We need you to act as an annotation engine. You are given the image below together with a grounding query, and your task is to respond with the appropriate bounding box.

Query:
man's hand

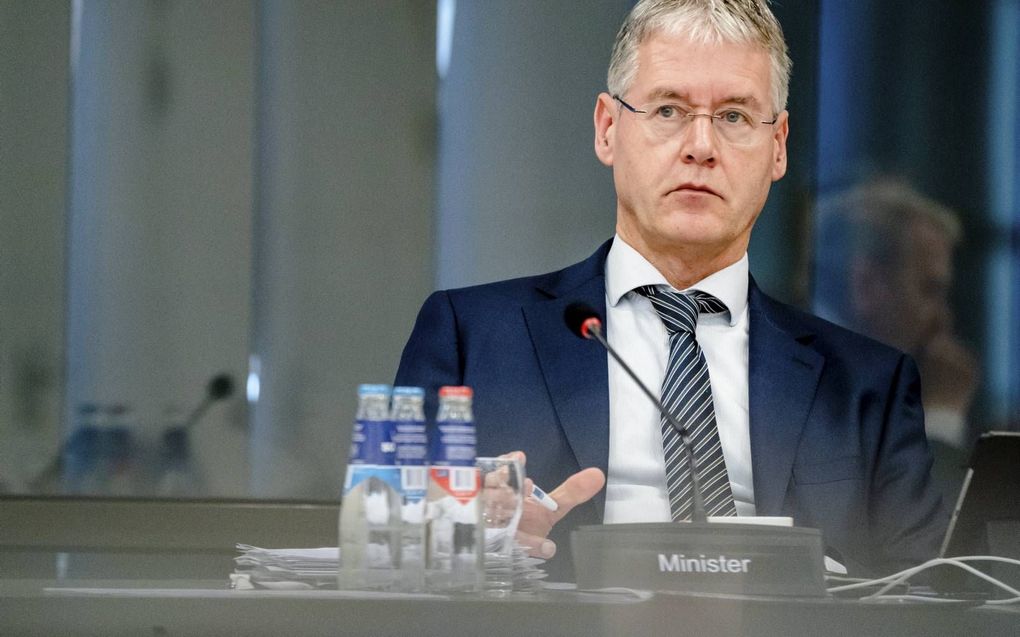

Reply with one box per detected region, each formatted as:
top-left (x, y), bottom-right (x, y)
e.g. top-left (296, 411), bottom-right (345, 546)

top-left (501, 451), bottom-right (605, 559)
top-left (917, 330), bottom-right (979, 412)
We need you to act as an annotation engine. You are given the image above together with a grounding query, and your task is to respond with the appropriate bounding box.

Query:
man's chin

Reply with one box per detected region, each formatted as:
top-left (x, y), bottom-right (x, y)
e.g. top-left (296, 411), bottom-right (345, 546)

top-left (619, 213), bottom-right (741, 255)
top-left (654, 221), bottom-right (731, 248)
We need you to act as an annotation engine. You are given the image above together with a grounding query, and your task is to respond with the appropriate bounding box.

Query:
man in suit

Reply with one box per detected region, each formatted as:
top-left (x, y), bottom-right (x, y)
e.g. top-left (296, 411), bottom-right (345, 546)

top-left (396, 0), bottom-right (945, 579)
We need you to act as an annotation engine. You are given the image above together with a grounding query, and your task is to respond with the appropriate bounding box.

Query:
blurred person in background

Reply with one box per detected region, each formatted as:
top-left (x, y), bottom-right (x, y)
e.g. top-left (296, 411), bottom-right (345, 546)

top-left (813, 179), bottom-right (979, 501)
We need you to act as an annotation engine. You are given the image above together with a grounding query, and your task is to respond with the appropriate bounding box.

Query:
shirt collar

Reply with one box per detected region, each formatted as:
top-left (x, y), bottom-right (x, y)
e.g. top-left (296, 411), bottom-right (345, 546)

top-left (605, 234), bottom-right (748, 327)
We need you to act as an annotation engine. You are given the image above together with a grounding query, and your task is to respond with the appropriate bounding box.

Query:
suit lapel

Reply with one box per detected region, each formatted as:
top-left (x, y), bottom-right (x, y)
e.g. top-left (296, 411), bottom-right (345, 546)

top-left (521, 242), bottom-right (611, 513)
top-left (747, 281), bottom-right (824, 515)
top-left (517, 249), bottom-right (820, 519)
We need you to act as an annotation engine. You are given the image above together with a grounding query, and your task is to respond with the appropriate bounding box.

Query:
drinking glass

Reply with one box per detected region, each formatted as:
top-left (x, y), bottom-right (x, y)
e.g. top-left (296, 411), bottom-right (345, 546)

top-left (477, 456), bottom-right (525, 596)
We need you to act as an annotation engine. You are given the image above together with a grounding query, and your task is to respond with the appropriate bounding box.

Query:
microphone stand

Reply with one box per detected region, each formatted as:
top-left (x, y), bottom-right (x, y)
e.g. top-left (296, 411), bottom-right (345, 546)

top-left (581, 319), bottom-right (708, 523)
top-left (565, 304), bottom-right (827, 596)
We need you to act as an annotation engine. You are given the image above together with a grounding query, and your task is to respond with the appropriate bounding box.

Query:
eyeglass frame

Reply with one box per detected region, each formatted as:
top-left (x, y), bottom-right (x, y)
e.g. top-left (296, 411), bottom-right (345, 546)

top-left (612, 94), bottom-right (778, 144)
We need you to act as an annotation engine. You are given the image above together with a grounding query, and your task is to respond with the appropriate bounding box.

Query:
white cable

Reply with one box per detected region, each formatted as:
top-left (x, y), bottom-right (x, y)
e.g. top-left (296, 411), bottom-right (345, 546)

top-left (895, 556), bottom-right (1020, 604)
top-left (826, 555), bottom-right (1020, 606)
top-left (860, 594), bottom-right (978, 604)
top-left (826, 555), bottom-right (1020, 593)
top-left (869, 558), bottom-right (1012, 601)
top-left (950, 556), bottom-right (1020, 606)
top-left (826, 560), bottom-right (934, 594)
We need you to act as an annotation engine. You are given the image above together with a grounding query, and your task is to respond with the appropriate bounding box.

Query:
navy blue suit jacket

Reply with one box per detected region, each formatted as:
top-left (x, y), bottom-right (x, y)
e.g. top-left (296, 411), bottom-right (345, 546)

top-left (395, 239), bottom-right (946, 578)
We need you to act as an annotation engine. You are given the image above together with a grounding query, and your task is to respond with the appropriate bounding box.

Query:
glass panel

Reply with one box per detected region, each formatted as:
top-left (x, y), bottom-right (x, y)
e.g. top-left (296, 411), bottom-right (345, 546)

top-left (66, 0), bottom-right (255, 498)
top-left (0, 0), bottom-right (436, 499)
top-left (0, 1), bottom-right (70, 495)
top-left (812, 0), bottom-right (1020, 503)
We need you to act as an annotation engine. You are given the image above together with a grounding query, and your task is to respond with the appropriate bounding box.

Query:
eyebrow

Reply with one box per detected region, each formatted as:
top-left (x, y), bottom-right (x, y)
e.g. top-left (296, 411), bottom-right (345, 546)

top-left (645, 88), bottom-right (764, 110)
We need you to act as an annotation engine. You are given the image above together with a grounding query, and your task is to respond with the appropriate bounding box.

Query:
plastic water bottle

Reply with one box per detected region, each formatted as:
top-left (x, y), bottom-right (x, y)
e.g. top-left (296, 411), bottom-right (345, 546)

top-left (104, 404), bottom-right (136, 496)
top-left (63, 403), bottom-right (102, 494)
top-left (157, 426), bottom-right (203, 497)
top-left (391, 386), bottom-right (428, 591)
top-left (338, 384), bottom-right (402, 590)
top-left (425, 386), bottom-right (482, 593)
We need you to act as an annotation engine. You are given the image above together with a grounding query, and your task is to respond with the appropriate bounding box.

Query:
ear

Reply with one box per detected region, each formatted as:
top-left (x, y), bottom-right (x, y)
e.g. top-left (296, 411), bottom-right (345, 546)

top-left (771, 110), bottom-right (789, 182)
top-left (593, 92), bottom-right (617, 167)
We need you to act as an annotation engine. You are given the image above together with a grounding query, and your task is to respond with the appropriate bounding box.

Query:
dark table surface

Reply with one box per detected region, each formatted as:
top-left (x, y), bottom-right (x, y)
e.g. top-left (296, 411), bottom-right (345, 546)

top-left (2, 578), bottom-right (1018, 637)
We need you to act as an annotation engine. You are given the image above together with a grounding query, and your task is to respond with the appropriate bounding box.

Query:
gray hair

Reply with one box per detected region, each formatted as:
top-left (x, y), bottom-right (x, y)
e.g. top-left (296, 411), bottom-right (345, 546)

top-left (607, 0), bottom-right (792, 115)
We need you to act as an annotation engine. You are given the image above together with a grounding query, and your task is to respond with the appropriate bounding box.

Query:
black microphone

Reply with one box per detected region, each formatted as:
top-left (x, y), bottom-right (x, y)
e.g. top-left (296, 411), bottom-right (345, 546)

top-left (181, 373), bottom-right (235, 430)
top-left (564, 301), bottom-right (708, 523)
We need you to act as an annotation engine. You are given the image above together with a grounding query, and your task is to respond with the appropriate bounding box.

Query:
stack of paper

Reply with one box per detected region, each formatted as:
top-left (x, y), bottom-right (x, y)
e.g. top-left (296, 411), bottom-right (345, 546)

top-left (232, 544), bottom-right (339, 589)
top-left (232, 542), bottom-right (548, 592)
top-left (484, 543), bottom-right (548, 592)
top-left (482, 529), bottom-right (548, 592)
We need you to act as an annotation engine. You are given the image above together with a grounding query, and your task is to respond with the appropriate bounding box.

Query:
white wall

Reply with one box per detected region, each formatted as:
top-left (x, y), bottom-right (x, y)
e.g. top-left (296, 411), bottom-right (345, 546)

top-left (65, 0), bottom-right (255, 495)
top-left (435, 1), bottom-right (629, 288)
top-left (0, 1), bottom-right (70, 491)
top-left (250, 0), bottom-right (436, 497)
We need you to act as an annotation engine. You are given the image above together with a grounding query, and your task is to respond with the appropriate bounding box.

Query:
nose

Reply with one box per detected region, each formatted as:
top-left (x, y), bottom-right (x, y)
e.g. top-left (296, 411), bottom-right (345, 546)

top-left (679, 114), bottom-right (718, 166)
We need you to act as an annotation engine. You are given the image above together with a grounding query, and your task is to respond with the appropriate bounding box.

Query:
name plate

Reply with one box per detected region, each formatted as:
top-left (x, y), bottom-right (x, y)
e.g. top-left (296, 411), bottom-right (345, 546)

top-left (571, 522), bottom-right (826, 597)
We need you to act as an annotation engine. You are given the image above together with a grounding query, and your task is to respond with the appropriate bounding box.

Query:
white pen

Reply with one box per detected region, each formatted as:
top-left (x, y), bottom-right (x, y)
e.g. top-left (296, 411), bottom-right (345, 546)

top-left (529, 484), bottom-right (559, 512)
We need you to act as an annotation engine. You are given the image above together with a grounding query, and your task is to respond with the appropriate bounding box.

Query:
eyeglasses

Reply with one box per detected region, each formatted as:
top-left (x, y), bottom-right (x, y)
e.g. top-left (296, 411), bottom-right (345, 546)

top-left (613, 95), bottom-right (777, 146)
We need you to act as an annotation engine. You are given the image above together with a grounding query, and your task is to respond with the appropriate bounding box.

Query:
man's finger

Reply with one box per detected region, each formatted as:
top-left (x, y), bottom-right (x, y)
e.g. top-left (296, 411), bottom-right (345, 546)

top-left (498, 450), bottom-right (526, 464)
top-left (523, 477), bottom-right (535, 495)
top-left (549, 467), bottom-right (606, 521)
top-left (515, 530), bottom-right (556, 559)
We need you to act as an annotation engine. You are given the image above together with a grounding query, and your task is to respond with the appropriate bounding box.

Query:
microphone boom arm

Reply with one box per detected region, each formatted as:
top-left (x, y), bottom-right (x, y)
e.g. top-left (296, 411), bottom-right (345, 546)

top-left (584, 320), bottom-right (709, 523)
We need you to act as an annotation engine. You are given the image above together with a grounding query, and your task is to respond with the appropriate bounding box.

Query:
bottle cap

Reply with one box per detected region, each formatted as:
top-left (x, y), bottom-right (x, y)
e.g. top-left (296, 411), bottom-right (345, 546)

top-left (357, 383), bottom-right (392, 397)
top-left (438, 385), bottom-right (473, 398)
top-left (392, 386), bottom-right (426, 398)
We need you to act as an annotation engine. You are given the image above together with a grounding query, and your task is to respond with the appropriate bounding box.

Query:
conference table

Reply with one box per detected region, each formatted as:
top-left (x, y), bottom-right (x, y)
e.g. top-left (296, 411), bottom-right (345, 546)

top-left (1, 496), bottom-right (1017, 636)
top-left (3, 576), bottom-right (1018, 636)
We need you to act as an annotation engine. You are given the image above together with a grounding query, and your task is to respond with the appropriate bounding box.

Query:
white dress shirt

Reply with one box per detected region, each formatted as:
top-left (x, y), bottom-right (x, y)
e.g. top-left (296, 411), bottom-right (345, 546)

top-left (603, 235), bottom-right (756, 523)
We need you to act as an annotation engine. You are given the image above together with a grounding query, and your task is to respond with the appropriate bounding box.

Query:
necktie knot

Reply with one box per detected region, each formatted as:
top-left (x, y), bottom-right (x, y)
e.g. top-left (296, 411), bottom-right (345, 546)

top-left (638, 286), bottom-right (726, 335)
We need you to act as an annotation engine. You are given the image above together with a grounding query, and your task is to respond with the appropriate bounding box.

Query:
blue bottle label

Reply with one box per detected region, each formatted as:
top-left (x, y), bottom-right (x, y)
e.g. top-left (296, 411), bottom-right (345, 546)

top-left (343, 464), bottom-right (402, 495)
top-left (392, 417), bottom-right (427, 503)
top-left (429, 422), bottom-right (477, 467)
top-left (349, 418), bottom-right (397, 465)
top-left (393, 420), bottom-right (427, 466)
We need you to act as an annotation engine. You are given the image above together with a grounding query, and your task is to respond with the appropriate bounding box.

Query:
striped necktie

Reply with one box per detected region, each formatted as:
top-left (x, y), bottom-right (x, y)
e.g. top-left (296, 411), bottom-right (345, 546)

top-left (639, 285), bottom-right (737, 521)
